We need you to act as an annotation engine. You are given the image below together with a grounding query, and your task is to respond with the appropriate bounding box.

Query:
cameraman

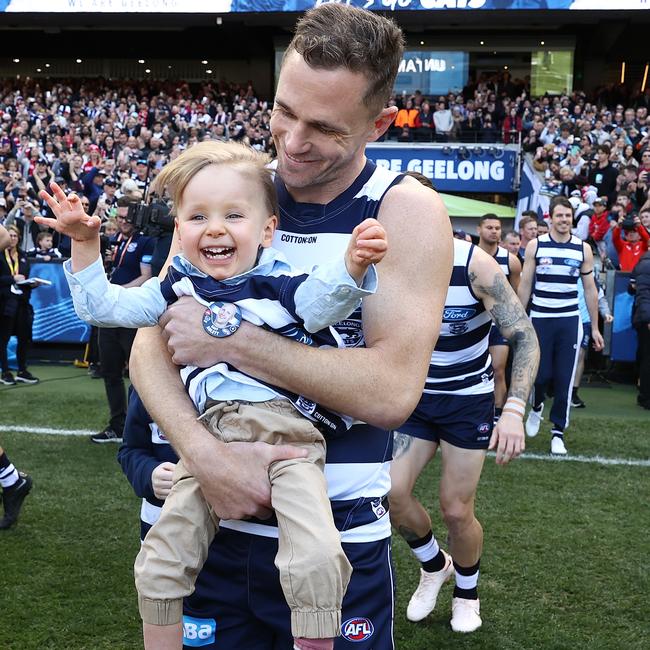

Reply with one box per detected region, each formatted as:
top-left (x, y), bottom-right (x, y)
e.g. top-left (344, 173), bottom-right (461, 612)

top-left (612, 212), bottom-right (650, 272)
top-left (91, 196), bottom-right (154, 444)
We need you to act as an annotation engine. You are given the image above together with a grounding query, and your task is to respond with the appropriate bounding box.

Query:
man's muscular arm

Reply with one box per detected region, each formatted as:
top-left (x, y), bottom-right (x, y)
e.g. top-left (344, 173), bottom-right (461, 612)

top-left (130, 326), bottom-right (308, 520)
top-left (469, 249), bottom-right (540, 464)
top-left (158, 178), bottom-right (452, 429)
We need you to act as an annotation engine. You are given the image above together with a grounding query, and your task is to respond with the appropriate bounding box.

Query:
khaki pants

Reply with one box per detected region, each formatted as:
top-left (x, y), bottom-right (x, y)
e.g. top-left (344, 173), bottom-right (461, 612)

top-left (134, 400), bottom-right (352, 639)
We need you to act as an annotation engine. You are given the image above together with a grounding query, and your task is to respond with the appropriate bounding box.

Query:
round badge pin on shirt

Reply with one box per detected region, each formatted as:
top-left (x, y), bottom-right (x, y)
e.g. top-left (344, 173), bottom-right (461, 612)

top-left (202, 301), bottom-right (242, 338)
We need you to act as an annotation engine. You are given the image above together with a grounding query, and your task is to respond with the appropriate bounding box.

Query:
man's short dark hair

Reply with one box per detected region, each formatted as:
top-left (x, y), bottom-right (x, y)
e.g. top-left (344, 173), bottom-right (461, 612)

top-left (287, 4), bottom-right (405, 115)
top-left (521, 210), bottom-right (538, 219)
top-left (479, 213), bottom-right (500, 226)
top-left (549, 195), bottom-right (574, 216)
top-left (404, 170), bottom-right (436, 191)
top-left (596, 144), bottom-right (611, 155)
top-left (519, 215), bottom-right (538, 230)
top-left (117, 196), bottom-right (132, 208)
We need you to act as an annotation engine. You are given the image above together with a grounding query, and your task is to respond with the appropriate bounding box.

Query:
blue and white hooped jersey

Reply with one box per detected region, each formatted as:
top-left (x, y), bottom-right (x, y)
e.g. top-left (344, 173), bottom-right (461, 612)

top-left (220, 159), bottom-right (404, 545)
top-left (531, 233), bottom-right (584, 319)
top-left (424, 240), bottom-right (494, 396)
top-left (493, 245), bottom-right (511, 278)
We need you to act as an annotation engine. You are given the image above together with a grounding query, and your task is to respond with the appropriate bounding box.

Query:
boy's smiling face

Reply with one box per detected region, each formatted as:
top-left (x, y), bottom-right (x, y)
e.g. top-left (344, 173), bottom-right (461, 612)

top-left (175, 164), bottom-right (277, 281)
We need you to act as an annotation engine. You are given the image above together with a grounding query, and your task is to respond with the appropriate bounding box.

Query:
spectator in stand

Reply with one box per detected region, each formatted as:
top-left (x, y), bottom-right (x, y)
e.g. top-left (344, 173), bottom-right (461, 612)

top-left (26, 231), bottom-right (62, 261)
top-left (612, 212), bottom-right (650, 272)
top-left (518, 213), bottom-right (538, 258)
top-left (416, 100), bottom-right (434, 142)
top-left (4, 200), bottom-right (45, 252)
top-left (589, 145), bottom-right (619, 205)
top-left (588, 197), bottom-right (611, 261)
top-left (433, 99), bottom-right (453, 142)
top-left (632, 249), bottom-right (650, 410)
top-left (502, 107), bottom-right (522, 145)
top-left (536, 220), bottom-right (549, 236)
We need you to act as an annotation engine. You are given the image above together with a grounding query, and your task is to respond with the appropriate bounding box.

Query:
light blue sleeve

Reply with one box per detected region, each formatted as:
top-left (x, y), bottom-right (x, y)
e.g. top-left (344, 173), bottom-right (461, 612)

top-left (63, 257), bottom-right (167, 328)
top-left (294, 256), bottom-right (378, 333)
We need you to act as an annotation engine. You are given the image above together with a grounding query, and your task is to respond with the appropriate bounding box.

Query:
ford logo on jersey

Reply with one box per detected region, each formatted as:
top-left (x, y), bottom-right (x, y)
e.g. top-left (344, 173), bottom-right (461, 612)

top-left (564, 258), bottom-right (581, 268)
top-left (342, 617), bottom-right (374, 642)
top-left (443, 307), bottom-right (476, 321)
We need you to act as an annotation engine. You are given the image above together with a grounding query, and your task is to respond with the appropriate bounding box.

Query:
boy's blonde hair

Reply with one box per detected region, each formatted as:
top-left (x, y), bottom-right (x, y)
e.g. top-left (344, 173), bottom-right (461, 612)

top-left (152, 141), bottom-right (278, 218)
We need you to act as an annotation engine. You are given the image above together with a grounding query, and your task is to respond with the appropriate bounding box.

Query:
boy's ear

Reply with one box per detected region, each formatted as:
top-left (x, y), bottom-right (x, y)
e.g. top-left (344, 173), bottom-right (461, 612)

top-left (261, 214), bottom-right (278, 248)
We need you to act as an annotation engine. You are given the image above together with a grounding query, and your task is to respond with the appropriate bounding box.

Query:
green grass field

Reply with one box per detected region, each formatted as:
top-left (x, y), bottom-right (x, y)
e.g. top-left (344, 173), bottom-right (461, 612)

top-left (1, 365), bottom-right (649, 649)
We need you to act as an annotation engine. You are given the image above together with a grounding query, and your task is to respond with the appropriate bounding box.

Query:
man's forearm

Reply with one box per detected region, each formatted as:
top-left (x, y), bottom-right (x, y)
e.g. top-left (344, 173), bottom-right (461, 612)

top-left (130, 326), bottom-right (213, 460)
top-left (585, 284), bottom-right (600, 332)
top-left (227, 324), bottom-right (426, 430)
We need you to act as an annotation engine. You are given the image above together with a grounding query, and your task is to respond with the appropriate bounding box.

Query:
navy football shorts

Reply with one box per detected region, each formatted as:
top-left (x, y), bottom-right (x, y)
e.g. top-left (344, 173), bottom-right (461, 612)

top-left (181, 528), bottom-right (394, 649)
top-left (398, 392), bottom-right (495, 450)
top-left (580, 322), bottom-right (592, 350)
top-left (488, 323), bottom-right (509, 347)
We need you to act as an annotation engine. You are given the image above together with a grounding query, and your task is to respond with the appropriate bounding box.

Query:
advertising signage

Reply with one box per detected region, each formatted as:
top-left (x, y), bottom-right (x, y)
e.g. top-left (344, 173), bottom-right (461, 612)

top-left (394, 51), bottom-right (469, 97)
top-left (0, 0), bottom-right (646, 12)
top-left (366, 143), bottom-right (518, 193)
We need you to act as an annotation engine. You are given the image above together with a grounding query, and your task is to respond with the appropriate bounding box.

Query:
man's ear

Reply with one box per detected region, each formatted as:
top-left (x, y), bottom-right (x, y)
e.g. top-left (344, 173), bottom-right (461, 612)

top-left (368, 106), bottom-right (398, 143)
top-left (261, 214), bottom-right (278, 248)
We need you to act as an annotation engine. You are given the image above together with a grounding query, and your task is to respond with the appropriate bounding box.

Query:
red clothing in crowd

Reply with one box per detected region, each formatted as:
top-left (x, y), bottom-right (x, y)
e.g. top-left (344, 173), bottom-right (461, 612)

top-left (612, 225), bottom-right (650, 272)
top-left (589, 211), bottom-right (610, 241)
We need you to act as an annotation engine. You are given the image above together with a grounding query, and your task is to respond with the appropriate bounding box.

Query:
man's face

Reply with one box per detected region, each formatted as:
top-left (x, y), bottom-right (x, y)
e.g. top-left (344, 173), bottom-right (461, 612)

top-left (626, 229), bottom-right (640, 243)
top-left (478, 218), bottom-right (501, 245)
top-left (520, 221), bottom-right (538, 241)
top-left (550, 206), bottom-right (573, 235)
top-left (503, 233), bottom-right (520, 254)
top-left (616, 196), bottom-right (630, 209)
top-left (593, 202), bottom-right (606, 214)
top-left (640, 211), bottom-right (650, 230)
top-left (117, 209), bottom-right (134, 236)
top-left (270, 50), bottom-right (389, 202)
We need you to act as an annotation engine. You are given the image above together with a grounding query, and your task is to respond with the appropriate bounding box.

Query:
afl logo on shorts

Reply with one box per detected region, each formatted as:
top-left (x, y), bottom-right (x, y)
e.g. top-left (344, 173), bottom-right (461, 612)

top-left (477, 422), bottom-right (490, 434)
top-left (342, 617), bottom-right (374, 642)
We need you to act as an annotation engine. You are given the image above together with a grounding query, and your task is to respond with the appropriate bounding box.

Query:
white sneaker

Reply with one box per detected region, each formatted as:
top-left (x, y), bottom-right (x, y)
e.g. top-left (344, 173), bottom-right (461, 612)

top-left (550, 436), bottom-right (568, 455)
top-left (525, 405), bottom-right (543, 438)
top-left (406, 550), bottom-right (454, 622)
top-left (450, 597), bottom-right (482, 633)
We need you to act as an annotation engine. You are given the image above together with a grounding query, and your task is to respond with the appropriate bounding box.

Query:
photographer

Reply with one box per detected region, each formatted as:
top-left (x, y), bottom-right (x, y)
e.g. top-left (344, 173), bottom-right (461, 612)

top-left (612, 212), bottom-right (650, 272)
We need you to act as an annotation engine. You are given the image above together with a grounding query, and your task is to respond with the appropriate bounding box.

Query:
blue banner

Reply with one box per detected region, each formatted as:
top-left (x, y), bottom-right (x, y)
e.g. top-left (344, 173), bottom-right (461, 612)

top-left (29, 262), bottom-right (91, 345)
top-left (610, 272), bottom-right (637, 363)
top-left (366, 143), bottom-right (517, 193)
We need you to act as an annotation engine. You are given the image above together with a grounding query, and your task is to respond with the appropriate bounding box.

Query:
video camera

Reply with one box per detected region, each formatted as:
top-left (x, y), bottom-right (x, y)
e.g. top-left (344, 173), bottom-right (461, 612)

top-left (126, 200), bottom-right (174, 237)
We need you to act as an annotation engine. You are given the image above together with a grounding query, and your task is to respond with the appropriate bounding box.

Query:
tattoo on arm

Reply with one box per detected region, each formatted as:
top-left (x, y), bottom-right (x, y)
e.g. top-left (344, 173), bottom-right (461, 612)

top-left (393, 431), bottom-right (414, 460)
top-left (471, 271), bottom-right (540, 403)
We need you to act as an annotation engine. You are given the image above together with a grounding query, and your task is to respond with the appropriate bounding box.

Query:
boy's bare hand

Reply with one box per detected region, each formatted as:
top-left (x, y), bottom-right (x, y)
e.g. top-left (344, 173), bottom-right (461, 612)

top-left (345, 218), bottom-right (388, 284)
top-left (36, 182), bottom-right (101, 242)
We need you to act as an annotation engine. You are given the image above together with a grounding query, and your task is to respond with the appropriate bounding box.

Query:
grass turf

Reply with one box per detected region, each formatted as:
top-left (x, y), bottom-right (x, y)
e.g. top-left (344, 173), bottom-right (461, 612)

top-left (1, 366), bottom-right (648, 649)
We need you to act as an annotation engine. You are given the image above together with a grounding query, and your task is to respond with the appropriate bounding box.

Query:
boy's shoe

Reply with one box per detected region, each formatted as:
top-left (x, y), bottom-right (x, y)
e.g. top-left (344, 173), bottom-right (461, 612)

top-left (450, 597), bottom-right (482, 633)
top-left (550, 436), bottom-right (568, 455)
top-left (90, 427), bottom-right (122, 444)
top-left (0, 372), bottom-right (16, 385)
top-left (0, 473), bottom-right (33, 529)
top-left (15, 370), bottom-right (39, 384)
top-left (525, 405), bottom-right (543, 438)
top-left (571, 393), bottom-right (586, 408)
top-left (406, 550), bottom-right (454, 622)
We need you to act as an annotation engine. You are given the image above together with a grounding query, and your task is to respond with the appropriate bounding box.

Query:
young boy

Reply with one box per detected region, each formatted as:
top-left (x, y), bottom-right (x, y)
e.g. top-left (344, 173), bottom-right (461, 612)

top-left (26, 232), bottom-right (62, 262)
top-left (38, 141), bottom-right (387, 650)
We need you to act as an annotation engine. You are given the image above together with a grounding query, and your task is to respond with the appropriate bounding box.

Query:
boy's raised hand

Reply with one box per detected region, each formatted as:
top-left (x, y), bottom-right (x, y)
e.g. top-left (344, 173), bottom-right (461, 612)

top-left (36, 182), bottom-right (101, 242)
top-left (345, 218), bottom-right (388, 284)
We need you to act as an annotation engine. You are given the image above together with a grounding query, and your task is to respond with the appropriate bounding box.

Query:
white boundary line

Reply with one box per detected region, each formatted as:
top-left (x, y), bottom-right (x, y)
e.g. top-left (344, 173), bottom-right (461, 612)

top-left (2, 424), bottom-right (649, 467)
top-left (486, 451), bottom-right (650, 467)
top-left (2, 424), bottom-right (95, 437)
